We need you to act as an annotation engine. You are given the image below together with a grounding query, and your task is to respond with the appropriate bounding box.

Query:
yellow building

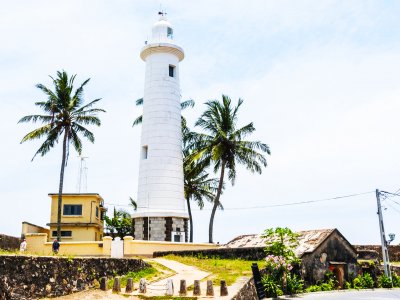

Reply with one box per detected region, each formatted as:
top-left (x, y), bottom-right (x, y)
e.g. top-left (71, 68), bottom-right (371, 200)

top-left (46, 193), bottom-right (107, 242)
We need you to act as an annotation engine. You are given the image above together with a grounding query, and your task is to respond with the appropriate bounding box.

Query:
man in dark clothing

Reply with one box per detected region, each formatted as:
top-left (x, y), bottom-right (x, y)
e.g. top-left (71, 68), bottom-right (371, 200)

top-left (52, 239), bottom-right (60, 254)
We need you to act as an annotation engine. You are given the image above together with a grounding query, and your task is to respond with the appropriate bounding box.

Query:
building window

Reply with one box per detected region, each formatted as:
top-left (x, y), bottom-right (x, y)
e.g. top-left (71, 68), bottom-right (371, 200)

top-left (173, 234), bottom-right (181, 242)
top-left (63, 204), bottom-right (82, 216)
top-left (169, 65), bottom-right (175, 77)
top-left (142, 145), bottom-right (148, 159)
top-left (52, 231), bottom-right (72, 237)
top-left (96, 206), bottom-right (99, 218)
top-left (167, 27), bottom-right (173, 39)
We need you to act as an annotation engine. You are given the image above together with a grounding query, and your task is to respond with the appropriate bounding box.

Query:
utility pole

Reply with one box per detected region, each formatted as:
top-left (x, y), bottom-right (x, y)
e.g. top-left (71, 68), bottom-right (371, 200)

top-left (376, 189), bottom-right (392, 280)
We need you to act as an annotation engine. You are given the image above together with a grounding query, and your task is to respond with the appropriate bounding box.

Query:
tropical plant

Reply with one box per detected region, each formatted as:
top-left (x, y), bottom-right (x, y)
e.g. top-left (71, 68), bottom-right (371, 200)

top-left (18, 70), bottom-right (105, 241)
top-left (132, 97), bottom-right (194, 127)
top-left (129, 197), bottom-right (137, 211)
top-left (189, 94), bottom-right (270, 243)
top-left (262, 227), bottom-right (300, 263)
top-left (183, 148), bottom-right (218, 242)
top-left (377, 274), bottom-right (393, 288)
top-left (104, 208), bottom-right (132, 239)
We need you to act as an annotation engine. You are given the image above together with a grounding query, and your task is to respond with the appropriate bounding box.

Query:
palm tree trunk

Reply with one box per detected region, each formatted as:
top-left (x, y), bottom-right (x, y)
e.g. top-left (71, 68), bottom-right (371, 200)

top-left (56, 130), bottom-right (68, 241)
top-left (209, 160), bottom-right (226, 243)
top-left (186, 197), bottom-right (193, 243)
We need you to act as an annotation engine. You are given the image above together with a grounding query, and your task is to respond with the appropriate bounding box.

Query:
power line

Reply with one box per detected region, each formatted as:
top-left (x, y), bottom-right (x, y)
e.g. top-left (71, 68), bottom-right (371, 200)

top-left (105, 190), bottom-right (374, 211)
top-left (386, 202), bottom-right (400, 215)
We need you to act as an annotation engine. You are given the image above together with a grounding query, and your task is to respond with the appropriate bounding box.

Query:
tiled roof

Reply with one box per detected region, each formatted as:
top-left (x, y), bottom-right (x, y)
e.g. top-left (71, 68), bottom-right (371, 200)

top-left (224, 229), bottom-right (336, 257)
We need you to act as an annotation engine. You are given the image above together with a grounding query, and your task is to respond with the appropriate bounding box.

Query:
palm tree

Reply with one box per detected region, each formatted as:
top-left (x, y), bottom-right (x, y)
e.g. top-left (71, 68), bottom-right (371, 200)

top-left (191, 95), bottom-right (270, 243)
top-left (18, 70), bottom-right (105, 241)
top-left (132, 97), bottom-right (195, 127)
top-left (183, 146), bottom-right (218, 242)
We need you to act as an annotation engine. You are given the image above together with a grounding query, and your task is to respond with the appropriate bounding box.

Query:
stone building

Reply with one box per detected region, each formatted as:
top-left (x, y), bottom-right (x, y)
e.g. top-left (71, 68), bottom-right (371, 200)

top-left (226, 228), bottom-right (358, 287)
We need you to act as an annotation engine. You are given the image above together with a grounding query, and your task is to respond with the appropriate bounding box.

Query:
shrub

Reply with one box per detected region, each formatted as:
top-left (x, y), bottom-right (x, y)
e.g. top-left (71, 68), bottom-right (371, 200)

top-left (343, 280), bottom-right (351, 290)
top-left (305, 285), bottom-right (321, 292)
top-left (352, 277), bottom-right (362, 289)
top-left (378, 275), bottom-right (393, 288)
top-left (262, 274), bottom-right (283, 297)
top-left (392, 273), bottom-right (400, 288)
top-left (359, 273), bottom-right (374, 289)
top-left (286, 274), bottom-right (304, 295)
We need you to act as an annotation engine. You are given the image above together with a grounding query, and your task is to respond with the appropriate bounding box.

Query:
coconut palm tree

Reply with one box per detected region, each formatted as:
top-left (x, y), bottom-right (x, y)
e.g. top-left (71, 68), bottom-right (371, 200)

top-left (191, 95), bottom-right (270, 243)
top-left (183, 146), bottom-right (219, 243)
top-left (18, 70), bottom-right (105, 241)
top-left (132, 97), bottom-right (195, 127)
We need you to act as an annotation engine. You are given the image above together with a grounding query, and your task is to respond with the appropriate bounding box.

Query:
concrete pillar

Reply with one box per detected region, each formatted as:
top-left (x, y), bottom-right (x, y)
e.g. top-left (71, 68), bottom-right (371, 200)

top-left (102, 236), bottom-right (112, 256)
top-left (193, 280), bottom-right (201, 296)
top-left (206, 280), bottom-right (214, 296)
top-left (123, 236), bottom-right (133, 257)
top-left (165, 279), bottom-right (174, 296)
top-left (139, 278), bottom-right (147, 293)
top-left (112, 277), bottom-right (121, 293)
top-left (100, 277), bottom-right (108, 291)
top-left (125, 278), bottom-right (134, 293)
top-left (220, 280), bottom-right (228, 296)
top-left (179, 279), bottom-right (187, 295)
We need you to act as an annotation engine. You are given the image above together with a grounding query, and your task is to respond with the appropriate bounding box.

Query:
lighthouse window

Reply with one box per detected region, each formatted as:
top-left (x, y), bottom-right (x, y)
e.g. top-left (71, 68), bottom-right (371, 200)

top-left (169, 65), bottom-right (175, 77)
top-left (142, 145), bottom-right (148, 159)
top-left (167, 27), bottom-right (173, 39)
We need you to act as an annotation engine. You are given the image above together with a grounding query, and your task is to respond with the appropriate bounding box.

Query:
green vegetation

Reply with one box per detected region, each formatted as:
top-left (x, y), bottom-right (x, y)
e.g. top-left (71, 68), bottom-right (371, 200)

top-left (0, 249), bottom-right (20, 255)
top-left (188, 95), bottom-right (270, 243)
top-left (104, 208), bottom-right (132, 238)
top-left (18, 70), bottom-right (105, 241)
top-left (108, 261), bottom-right (172, 289)
top-left (260, 227), bottom-right (303, 297)
top-left (164, 254), bottom-right (263, 285)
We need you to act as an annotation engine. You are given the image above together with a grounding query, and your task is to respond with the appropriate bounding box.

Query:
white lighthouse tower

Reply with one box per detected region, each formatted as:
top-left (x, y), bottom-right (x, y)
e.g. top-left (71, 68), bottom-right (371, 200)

top-left (132, 13), bottom-right (189, 242)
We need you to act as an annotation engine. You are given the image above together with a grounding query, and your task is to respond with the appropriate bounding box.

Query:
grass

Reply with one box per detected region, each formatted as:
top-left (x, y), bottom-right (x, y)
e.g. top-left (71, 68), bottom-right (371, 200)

top-left (163, 254), bottom-right (264, 286)
top-left (108, 260), bottom-right (176, 289)
top-left (0, 248), bottom-right (20, 255)
top-left (391, 261), bottom-right (400, 266)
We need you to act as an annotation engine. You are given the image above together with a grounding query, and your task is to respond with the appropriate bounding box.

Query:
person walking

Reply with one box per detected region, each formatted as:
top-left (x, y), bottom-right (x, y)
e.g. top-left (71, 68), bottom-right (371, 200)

top-left (52, 239), bottom-right (60, 254)
top-left (20, 239), bottom-right (27, 252)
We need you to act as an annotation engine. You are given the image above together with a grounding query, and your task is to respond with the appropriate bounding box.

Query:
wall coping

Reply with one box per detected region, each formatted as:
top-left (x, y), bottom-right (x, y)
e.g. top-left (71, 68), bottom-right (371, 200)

top-left (129, 239), bottom-right (218, 247)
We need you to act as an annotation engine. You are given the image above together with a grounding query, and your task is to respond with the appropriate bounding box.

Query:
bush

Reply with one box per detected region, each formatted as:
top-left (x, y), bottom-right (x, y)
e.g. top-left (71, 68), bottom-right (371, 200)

top-left (305, 285), bottom-right (321, 292)
top-left (378, 275), bottom-right (393, 288)
top-left (343, 280), bottom-right (351, 290)
top-left (359, 273), bottom-right (374, 289)
top-left (262, 274), bottom-right (283, 297)
top-left (286, 274), bottom-right (304, 295)
top-left (352, 277), bottom-right (362, 289)
top-left (392, 273), bottom-right (400, 288)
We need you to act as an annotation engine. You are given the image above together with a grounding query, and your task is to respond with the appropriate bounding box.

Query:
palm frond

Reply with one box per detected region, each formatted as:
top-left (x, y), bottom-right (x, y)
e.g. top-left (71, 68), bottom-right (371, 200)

top-left (18, 115), bottom-right (53, 124)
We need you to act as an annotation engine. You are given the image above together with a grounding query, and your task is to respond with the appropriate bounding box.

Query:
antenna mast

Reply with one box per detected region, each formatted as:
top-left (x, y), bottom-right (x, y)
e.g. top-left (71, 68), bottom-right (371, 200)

top-left (77, 155), bottom-right (88, 193)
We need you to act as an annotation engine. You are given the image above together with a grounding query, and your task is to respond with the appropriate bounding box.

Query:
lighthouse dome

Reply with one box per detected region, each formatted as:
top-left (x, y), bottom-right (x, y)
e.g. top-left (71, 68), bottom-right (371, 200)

top-left (151, 14), bottom-right (174, 42)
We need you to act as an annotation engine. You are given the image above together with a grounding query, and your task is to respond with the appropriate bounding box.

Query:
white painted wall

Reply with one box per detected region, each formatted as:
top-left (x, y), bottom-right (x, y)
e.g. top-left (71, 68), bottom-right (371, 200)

top-left (135, 16), bottom-right (188, 219)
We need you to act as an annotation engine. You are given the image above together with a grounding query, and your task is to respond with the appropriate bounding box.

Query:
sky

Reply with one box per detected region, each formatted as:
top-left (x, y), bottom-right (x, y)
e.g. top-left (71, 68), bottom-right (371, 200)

top-left (1, 0), bottom-right (399, 245)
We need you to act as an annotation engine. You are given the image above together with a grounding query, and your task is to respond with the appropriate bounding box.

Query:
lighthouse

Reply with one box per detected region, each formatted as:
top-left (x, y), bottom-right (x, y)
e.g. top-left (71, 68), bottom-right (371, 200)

top-left (132, 13), bottom-right (189, 242)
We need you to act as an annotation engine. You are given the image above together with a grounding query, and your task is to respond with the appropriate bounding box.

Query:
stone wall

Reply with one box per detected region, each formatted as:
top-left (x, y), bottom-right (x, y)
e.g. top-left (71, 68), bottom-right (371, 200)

top-left (355, 245), bottom-right (400, 261)
top-left (231, 277), bottom-right (258, 300)
top-left (0, 234), bottom-right (20, 251)
top-left (0, 255), bottom-right (149, 299)
top-left (154, 247), bottom-right (265, 260)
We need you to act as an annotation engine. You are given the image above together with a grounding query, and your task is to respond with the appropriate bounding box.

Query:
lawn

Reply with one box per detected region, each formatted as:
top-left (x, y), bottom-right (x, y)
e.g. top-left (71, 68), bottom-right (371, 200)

top-left (108, 260), bottom-right (176, 289)
top-left (163, 254), bottom-right (264, 285)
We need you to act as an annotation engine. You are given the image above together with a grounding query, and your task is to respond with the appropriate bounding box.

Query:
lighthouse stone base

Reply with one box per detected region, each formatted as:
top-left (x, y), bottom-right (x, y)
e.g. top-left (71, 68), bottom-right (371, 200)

top-left (132, 217), bottom-right (188, 242)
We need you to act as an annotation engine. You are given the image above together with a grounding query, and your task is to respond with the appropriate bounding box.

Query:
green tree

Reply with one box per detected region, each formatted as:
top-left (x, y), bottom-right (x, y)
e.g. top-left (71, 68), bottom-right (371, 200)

top-left (18, 71), bottom-right (105, 241)
top-left (104, 208), bottom-right (132, 239)
top-left (183, 146), bottom-right (218, 242)
top-left (191, 95), bottom-right (270, 243)
top-left (262, 227), bottom-right (300, 262)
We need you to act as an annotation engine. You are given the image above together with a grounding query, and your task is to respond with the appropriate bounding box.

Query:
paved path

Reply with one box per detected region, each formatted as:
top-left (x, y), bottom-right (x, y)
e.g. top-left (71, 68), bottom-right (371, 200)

top-left (276, 289), bottom-right (400, 300)
top-left (49, 257), bottom-right (247, 299)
